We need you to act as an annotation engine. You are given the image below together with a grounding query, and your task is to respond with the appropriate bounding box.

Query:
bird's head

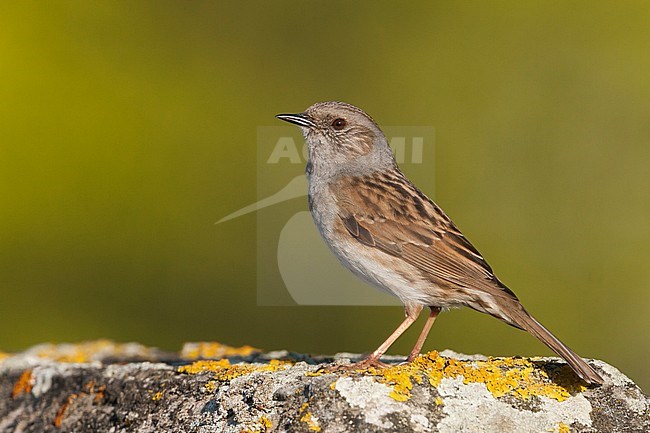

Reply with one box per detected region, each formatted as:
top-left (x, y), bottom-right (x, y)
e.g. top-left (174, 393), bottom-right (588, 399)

top-left (276, 101), bottom-right (395, 177)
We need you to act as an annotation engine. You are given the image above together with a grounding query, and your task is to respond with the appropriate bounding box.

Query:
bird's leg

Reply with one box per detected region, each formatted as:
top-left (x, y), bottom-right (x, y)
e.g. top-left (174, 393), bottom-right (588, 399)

top-left (367, 304), bottom-right (423, 363)
top-left (325, 305), bottom-right (423, 371)
top-left (407, 306), bottom-right (441, 362)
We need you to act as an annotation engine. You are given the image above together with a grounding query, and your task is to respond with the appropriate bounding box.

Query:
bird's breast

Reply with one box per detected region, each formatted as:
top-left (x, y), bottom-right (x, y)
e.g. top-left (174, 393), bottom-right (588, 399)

top-left (306, 179), bottom-right (435, 307)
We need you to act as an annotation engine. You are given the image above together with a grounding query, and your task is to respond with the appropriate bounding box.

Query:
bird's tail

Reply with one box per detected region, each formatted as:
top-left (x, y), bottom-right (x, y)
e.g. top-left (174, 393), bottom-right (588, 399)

top-left (502, 304), bottom-right (604, 386)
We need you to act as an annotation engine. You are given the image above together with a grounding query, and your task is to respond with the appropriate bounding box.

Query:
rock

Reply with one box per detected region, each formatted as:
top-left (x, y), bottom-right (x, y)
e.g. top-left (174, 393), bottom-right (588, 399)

top-left (0, 341), bottom-right (647, 432)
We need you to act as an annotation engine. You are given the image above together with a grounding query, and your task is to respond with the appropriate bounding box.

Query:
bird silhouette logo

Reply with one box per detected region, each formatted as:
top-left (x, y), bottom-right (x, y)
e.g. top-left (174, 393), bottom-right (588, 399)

top-left (217, 126), bottom-right (434, 306)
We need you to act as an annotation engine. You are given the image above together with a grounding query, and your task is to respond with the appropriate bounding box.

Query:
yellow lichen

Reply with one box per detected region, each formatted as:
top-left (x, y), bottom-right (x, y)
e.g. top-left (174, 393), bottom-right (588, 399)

top-left (259, 416), bottom-right (273, 430)
top-left (181, 342), bottom-right (259, 360)
top-left (178, 359), bottom-right (291, 382)
top-left (177, 359), bottom-right (231, 374)
top-left (34, 340), bottom-right (116, 363)
top-left (238, 415), bottom-right (273, 433)
top-left (557, 422), bottom-right (571, 433)
top-left (151, 391), bottom-right (164, 401)
top-left (0, 352), bottom-right (9, 362)
top-left (23, 340), bottom-right (260, 364)
top-left (205, 380), bottom-right (219, 392)
top-left (435, 396), bottom-right (444, 405)
top-left (374, 364), bottom-right (417, 402)
top-left (297, 401), bottom-right (321, 431)
top-left (300, 412), bottom-right (321, 432)
top-left (356, 351), bottom-right (583, 402)
top-left (31, 340), bottom-right (161, 363)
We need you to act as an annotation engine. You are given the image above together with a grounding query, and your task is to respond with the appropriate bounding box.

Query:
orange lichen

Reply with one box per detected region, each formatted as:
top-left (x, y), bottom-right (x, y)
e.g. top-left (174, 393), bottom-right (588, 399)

top-left (54, 393), bottom-right (78, 428)
top-left (12, 369), bottom-right (33, 398)
top-left (357, 351), bottom-right (583, 402)
top-left (181, 342), bottom-right (259, 360)
top-left (178, 359), bottom-right (291, 382)
top-left (53, 379), bottom-right (107, 427)
top-left (84, 380), bottom-right (106, 403)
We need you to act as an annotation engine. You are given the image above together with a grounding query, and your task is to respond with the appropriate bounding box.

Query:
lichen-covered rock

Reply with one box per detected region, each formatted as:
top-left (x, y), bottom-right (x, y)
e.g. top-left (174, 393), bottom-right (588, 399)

top-left (0, 341), bottom-right (647, 432)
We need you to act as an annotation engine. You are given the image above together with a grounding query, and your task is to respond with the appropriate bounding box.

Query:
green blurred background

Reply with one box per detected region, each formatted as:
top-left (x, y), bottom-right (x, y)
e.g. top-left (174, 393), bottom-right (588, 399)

top-left (1, 2), bottom-right (648, 390)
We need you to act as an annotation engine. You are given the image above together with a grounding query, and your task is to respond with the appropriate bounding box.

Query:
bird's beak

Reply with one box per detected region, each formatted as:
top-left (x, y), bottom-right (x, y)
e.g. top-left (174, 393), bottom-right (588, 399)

top-left (275, 113), bottom-right (316, 128)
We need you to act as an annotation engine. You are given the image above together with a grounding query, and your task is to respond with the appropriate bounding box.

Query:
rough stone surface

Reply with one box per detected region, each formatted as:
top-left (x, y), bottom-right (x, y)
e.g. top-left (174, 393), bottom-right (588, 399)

top-left (0, 341), bottom-right (647, 432)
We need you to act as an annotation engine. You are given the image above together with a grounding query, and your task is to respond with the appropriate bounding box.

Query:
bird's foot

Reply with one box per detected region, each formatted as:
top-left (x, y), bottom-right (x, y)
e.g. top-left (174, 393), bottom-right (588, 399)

top-left (393, 352), bottom-right (422, 366)
top-left (320, 356), bottom-right (390, 373)
top-left (405, 352), bottom-right (421, 363)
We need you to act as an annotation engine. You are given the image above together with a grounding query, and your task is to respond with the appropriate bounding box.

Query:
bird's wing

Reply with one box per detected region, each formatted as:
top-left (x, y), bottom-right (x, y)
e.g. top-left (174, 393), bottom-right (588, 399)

top-left (332, 172), bottom-right (518, 302)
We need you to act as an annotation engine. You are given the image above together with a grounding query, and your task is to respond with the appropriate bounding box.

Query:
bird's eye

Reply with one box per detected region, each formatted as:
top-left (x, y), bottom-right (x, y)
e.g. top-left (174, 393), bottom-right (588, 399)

top-left (331, 118), bottom-right (347, 130)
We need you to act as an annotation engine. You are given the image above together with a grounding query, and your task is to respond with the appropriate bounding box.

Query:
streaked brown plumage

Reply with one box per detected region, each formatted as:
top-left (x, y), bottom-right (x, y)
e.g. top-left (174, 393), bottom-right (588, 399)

top-left (277, 101), bottom-right (603, 386)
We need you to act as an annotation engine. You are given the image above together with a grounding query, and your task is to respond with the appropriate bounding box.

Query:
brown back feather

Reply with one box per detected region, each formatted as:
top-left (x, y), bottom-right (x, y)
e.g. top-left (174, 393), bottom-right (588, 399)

top-left (332, 171), bottom-right (518, 302)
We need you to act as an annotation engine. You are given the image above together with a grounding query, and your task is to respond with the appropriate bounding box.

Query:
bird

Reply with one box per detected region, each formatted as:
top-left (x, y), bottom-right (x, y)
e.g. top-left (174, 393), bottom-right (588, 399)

top-left (275, 101), bottom-right (603, 386)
